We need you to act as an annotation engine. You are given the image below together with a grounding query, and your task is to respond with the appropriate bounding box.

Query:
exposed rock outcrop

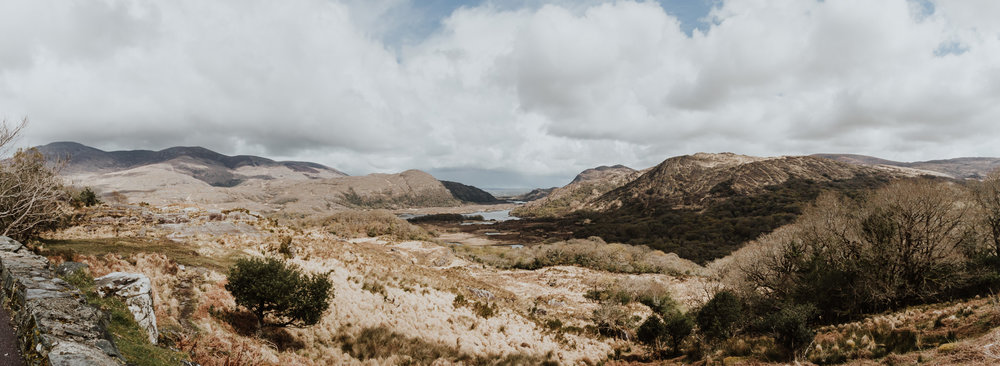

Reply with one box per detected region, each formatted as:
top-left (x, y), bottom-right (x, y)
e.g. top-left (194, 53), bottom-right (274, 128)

top-left (96, 272), bottom-right (159, 344)
top-left (0, 236), bottom-right (121, 365)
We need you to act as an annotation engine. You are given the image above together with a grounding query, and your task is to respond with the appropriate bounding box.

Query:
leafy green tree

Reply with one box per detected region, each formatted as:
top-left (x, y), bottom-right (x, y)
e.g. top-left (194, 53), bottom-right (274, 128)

top-left (767, 303), bottom-right (816, 355)
top-left (225, 256), bottom-right (333, 332)
top-left (695, 291), bottom-right (743, 341)
top-left (663, 311), bottom-right (694, 354)
top-left (637, 312), bottom-right (694, 356)
top-left (637, 315), bottom-right (667, 354)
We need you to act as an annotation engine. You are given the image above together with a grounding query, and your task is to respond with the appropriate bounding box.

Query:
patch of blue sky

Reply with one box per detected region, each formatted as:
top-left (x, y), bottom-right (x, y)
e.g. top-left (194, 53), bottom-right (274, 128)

top-left (907, 0), bottom-right (935, 21)
top-left (934, 40), bottom-right (969, 56)
top-left (382, 0), bottom-right (717, 47)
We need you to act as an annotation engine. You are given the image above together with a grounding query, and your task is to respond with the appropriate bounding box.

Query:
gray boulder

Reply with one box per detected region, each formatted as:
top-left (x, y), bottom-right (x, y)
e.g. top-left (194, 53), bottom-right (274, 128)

top-left (95, 272), bottom-right (159, 344)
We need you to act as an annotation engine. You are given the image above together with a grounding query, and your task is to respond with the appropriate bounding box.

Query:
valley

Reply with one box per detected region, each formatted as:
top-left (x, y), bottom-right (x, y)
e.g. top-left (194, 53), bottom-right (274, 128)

top-left (7, 142), bottom-right (1000, 365)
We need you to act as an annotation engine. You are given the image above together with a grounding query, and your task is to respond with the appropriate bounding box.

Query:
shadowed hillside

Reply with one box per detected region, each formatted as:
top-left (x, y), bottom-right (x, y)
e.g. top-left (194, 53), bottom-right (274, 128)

top-left (440, 181), bottom-right (501, 203)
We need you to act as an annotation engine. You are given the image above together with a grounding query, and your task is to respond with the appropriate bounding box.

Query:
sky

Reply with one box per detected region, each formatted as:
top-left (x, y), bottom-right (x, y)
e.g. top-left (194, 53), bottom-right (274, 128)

top-left (2, 0), bottom-right (1000, 188)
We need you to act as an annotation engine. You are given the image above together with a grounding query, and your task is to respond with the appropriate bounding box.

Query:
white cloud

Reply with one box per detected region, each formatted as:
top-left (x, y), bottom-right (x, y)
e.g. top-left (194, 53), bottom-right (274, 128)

top-left (1, 0), bottom-right (999, 187)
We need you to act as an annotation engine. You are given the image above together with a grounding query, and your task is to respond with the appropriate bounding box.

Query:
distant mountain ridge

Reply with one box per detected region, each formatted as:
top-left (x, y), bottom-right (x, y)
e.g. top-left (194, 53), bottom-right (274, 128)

top-left (813, 153), bottom-right (1000, 179)
top-left (33, 142), bottom-right (470, 215)
top-left (38, 142), bottom-right (345, 187)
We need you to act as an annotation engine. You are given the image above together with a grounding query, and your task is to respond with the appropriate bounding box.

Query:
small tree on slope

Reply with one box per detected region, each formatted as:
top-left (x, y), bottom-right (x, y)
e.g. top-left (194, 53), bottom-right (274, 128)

top-left (225, 256), bottom-right (333, 332)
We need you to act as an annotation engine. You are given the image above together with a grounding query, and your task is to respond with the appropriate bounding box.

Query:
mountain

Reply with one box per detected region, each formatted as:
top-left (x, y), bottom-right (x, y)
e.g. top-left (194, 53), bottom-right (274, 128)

top-left (523, 153), bottom-right (918, 263)
top-left (512, 165), bottom-right (640, 217)
top-left (440, 181), bottom-right (501, 204)
top-left (814, 153), bottom-right (1000, 179)
top-left (37, 142), bottom-right (460, 215)
top-left (511, 187), bottom-right (555, 202)
top-left (590, 153), bottom-right (896, 212)
top-left (38, 141), bottom-right (345, 187)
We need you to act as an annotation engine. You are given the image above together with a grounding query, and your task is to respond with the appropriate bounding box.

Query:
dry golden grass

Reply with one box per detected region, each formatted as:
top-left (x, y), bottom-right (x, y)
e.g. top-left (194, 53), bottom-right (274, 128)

top-left (44, 205), bottom-right (670, 364)
top-left (309, 209), bottom-right (432, 241)
top-left (454, 236), bottom-right (704, 276)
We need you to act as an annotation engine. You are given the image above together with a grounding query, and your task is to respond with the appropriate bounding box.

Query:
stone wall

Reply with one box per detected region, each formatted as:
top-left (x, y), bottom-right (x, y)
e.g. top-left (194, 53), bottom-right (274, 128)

top-left (0, 236), bottom-right (121, 365)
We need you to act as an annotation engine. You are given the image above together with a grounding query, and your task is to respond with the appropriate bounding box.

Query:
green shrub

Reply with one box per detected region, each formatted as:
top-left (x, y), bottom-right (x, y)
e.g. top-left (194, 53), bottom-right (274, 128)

top-left (637, 315), bottom-right (667, 352)
top-left (472, 301), bottom-right (496, 318)
top-left (663, 311), bottom-right (694, 354)
top-left (407, 213), bottom-right (483, 223)
top-left (277, 236), bottom-right (294, 258)
top-left (452, 293), bottom-right (468, 308)
top-left (225, 256), bottom-right (333, 330)
top-left (73, 187), bottom-right (101, 207)
top-left (637, 312), bottom-right (694, 357)
top-left (766, 303), bottom-right (816, 357)
top-left (696, 291), bottom-right (743, 342)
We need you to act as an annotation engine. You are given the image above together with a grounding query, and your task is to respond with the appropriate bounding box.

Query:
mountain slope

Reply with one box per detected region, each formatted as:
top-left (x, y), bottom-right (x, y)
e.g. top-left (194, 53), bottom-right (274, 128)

top-left (512, 165), bottom-right (640, 217)
top-left (440, 181), bottom-right (501, 203)
top-left (531, 153), bottom-right (913, 263)
top-left (591, 153), bottom-right (891, 212)
top-left (814, 153), bottom-right (1000, 179)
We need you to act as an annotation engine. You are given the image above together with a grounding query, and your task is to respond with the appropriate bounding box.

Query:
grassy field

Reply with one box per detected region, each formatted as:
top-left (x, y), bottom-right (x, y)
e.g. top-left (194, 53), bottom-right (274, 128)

top-left (36, 237), bottom-right (240, 271)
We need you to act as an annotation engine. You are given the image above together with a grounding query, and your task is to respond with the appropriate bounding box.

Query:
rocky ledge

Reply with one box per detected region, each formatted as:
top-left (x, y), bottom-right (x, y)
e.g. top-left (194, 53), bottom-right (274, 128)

top-left (0, 236), bottom-right (121, 365)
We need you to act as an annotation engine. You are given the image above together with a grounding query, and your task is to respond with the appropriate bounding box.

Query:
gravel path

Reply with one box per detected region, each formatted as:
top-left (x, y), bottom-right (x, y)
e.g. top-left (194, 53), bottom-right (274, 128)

top-left (0, 305), bottom-right (23, 366)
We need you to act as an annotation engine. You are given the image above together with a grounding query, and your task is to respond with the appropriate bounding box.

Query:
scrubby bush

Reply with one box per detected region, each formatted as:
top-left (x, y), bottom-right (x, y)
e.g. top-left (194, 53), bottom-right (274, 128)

top-left (225, 256), bottom-right (332, 331)
top-left (696, 291), bottom-right (743, 342)
top-left (455, 237), bottom-right (702, 276)
top-left (765, 303), bottom-right (816, 356)
top-left (339, 326), bottom-right (558, 365)
top-left (0, 119), bottom-right (68, 239)
top-left (735, 180), bottom-right (976, 322)
top-left (0, 146), bottom-right (68, 239)
top-left (592, 303), bottom-right (635, 340)
top-left (638, 312), bottom-right (694, 357)
top-left (637, 315), bottom-right (667, 352)
top-left (315, 210), bottom-right (430, 241)
top-left (407, 213), bottom-right (483, 223)
top-left (72, 187), bottom-right (101, 207)
top-left (663, 312), bottom-right (695, 354)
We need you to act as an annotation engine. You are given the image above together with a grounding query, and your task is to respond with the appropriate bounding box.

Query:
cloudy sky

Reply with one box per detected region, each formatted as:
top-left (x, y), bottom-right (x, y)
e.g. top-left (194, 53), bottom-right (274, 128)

top-left (2, 0), bottom-right (999, 188)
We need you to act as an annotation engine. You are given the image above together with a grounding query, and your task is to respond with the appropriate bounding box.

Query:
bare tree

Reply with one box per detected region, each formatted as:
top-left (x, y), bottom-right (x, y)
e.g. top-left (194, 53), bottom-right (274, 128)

top-left (0, 119), bottom-right (68, 239)
top-left (972, 170), bottom-right (1000, 256)
top-left (734, 179), bottom-right (972, 319)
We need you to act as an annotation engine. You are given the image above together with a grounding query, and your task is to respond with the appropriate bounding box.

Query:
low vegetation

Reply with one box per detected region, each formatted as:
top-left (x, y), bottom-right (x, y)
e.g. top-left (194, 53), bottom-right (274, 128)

top-left (339, 326), bottom-right (558, 365)
top-left (313, 209), bottom-right (431, 240)
top-left (35, 237), bottom-right (239, 271)
top-left (571, 174), bottom-right (892, 263)
top-left (407, 213), bottom-right (483, 223)
top-left (0, 120), bottom-right (68, 240)
top-left (454, 236), bottom-right (702, 276)
top-left (340, 187), bottom-right (457, 209)
top-left (682, 178), bottom-right (1000, 363)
